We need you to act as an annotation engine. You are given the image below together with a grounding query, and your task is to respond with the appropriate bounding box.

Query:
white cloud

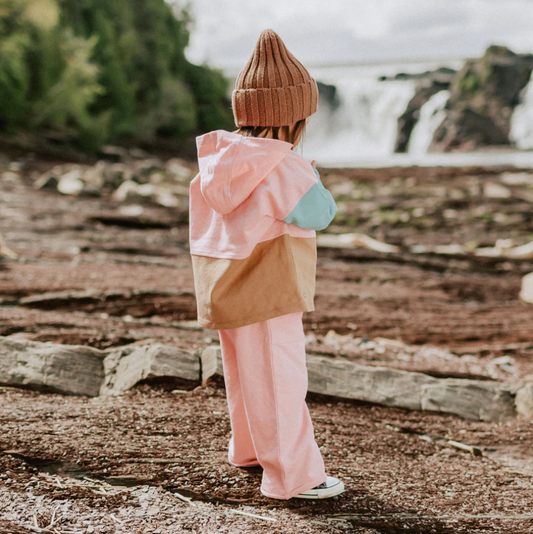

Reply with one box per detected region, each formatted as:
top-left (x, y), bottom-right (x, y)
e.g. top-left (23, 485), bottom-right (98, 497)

top-left (180, 0), bottom-right (533, 70)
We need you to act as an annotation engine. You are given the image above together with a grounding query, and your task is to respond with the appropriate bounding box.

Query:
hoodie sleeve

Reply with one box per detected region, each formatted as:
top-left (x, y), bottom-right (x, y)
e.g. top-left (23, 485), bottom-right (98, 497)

top-left (252, 150), bottom-right (337, 228)
top-left (282, 168), bottom-right (338, 230)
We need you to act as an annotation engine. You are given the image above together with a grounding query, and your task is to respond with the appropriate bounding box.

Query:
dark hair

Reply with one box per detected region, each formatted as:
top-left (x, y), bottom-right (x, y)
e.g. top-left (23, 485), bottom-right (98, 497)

top-left (235, 118), bottom-right (307, 149)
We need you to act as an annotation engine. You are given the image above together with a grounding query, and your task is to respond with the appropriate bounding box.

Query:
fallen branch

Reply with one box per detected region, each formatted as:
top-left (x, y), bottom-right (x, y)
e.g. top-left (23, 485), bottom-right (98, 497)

top-left (447, 439), bottom-right (483, 457)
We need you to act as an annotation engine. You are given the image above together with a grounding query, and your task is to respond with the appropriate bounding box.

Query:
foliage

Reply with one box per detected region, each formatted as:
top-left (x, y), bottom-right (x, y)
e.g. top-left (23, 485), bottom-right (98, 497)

top-left (0, 0), bottom-right (233, 151)
top-left (457, 68), bottom-right (480, 96)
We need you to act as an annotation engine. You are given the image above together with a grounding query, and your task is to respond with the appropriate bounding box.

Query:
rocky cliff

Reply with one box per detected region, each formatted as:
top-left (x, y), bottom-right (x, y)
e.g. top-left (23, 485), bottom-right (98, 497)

top-left (392, 68), bottom-right (456, 152)
top-left (430, 46), bottom-right (533, 152)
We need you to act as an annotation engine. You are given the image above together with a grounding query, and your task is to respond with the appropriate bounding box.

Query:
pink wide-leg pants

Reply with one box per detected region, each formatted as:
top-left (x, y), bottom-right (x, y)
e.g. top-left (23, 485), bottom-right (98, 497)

top-left (218, 311), bottom-right (327, 500)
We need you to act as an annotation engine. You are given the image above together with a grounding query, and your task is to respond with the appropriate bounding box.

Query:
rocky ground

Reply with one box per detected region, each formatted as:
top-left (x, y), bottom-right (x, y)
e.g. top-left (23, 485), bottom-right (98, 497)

top-left (1, 149), bottom-right (533, 533)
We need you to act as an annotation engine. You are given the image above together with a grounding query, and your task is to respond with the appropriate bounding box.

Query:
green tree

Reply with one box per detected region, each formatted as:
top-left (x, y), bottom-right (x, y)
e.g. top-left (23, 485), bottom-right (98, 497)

top-left (0, 0), bottom-right (234, 151)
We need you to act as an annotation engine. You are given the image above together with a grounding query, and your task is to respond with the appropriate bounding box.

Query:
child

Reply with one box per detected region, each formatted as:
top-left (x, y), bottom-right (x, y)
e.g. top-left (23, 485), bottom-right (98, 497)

top-left (189, 29), bottom-right (343, 500)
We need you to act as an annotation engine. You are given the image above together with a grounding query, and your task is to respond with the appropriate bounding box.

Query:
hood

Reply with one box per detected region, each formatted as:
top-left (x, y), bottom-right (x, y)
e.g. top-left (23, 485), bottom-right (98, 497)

top-left (196, 130), bottom-right (293, 215)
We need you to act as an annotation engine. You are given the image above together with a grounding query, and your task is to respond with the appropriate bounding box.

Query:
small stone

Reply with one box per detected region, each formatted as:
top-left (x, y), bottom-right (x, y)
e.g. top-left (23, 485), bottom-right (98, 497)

top-left (483, 182), bottom-right (511, 199)
top-left (58, 170), bottom-right (84, 195)
top-left (519, 272), bottom-right (533, 303)
top-left (500, 172), bottom-right (533, 186)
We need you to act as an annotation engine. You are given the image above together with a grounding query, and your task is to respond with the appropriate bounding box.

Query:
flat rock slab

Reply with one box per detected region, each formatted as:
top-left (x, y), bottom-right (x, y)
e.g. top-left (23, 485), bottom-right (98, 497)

top-left (207, 345), bottom-right (520, 422)
top-left (101, 342), bottom-right (200, 395)
top-left (0, 336), bottom-right (105, 397)
top-left (1, 335), bottom-right (527, 422)
top-left (0, 336), bottom-right (201, 397)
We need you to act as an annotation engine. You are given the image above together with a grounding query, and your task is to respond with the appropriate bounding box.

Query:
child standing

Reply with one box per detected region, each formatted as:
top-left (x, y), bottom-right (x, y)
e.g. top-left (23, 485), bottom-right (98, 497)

top-left (189, 29), bottom-right (343, 500)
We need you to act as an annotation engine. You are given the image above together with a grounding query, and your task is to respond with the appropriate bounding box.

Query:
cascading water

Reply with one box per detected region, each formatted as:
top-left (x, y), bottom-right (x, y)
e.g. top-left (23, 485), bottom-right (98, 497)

top-left (510, 70), bottom-right (533, 150)
top-left (303, 78), bottom-right (416, 165)
top-left (225, 58), bottom-right (533, 167)
top-left (407, 90), bottom-right (450, 155)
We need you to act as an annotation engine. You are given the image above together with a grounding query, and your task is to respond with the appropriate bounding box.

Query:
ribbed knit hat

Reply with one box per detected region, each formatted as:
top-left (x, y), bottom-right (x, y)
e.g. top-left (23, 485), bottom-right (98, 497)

top-left (232, 29), bottom-right (319, 128)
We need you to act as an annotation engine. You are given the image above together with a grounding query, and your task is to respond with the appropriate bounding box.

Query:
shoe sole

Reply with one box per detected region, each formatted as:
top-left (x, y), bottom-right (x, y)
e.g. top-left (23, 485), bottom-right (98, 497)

top-left (292, 480), bottom-right (345, 499)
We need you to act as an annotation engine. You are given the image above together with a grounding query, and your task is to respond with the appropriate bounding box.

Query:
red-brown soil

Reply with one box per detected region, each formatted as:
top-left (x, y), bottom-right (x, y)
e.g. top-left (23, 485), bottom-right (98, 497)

top-left (1, 155), bottom-right (533, 532)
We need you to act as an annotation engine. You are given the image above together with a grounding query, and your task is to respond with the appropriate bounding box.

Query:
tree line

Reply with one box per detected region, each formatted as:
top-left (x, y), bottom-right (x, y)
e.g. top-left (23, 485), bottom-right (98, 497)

top-left (0, 0), bottom-right (234, 151)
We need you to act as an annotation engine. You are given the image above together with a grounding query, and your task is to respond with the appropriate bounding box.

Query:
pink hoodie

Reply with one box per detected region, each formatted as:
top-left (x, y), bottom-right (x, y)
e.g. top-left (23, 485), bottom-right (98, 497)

top-left (189, 130), bottom-right (319, 258)
top-left (189, 129), bottom-right (323, 330)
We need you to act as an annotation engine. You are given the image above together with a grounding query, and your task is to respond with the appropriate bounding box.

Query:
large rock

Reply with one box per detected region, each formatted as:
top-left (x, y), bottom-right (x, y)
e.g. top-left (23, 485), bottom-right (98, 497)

top-left (420, 380), bottom-right (516, 422)
top-left (306, 355), bottom-right (435, 411)
top-left (395, 81), bottom-right (450, 152)
top-left (204, 346), bottom-right (517, 422)
top-left (317, 81), bottom-right (341, 110)
top-left (305, 354), bottom-right (515, 422)
top-left (0, 337), bottom-right (203, 397)
top-left (101, 343), bottom-right (201, 395)
top-left (432, 106), bottom-right (509, 151)
top-left (430, 45), bottom-right (533, 152)
top-left (0, 336), bottom-right (105, 396)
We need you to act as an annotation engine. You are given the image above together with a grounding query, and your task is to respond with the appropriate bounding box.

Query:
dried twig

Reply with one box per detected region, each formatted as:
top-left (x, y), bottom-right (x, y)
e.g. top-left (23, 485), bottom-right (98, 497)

top-left (27, 524), bottom-right (54, 533)
top-left (168, 488), bottom-right (275, 522)
top-left (110, 514), bottom-right (125, 525)
top-left (383, 422), bottom-right (483, 457)
top-left (226, 509), bottom-right (276, 522)
top-left (170, 491), bottom-right (197, 507)
top-left (82, 476), bottom-right (102, 485)
top-left (447, 439), bottom-right (483, 457)
top-left (44, 505), bottom-right (60, 529)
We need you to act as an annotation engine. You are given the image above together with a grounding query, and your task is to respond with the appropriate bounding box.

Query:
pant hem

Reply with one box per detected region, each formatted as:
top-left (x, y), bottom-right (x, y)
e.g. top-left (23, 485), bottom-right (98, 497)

top-left (228, 458), bottom-right (261, 468)
top-left (260, 473), bottom-right (328, 500)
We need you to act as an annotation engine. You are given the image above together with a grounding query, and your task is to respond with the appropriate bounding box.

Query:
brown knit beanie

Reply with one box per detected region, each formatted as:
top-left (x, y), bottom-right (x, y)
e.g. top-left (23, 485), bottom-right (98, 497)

top-left (232, 29), bottom-right (319, 128)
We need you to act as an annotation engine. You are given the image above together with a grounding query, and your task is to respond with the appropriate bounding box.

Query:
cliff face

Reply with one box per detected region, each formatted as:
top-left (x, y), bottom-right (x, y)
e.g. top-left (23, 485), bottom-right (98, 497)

top-left (430, 46), bottom-right (533, 152)
top-left (394, 68), bottom-right (455, 153)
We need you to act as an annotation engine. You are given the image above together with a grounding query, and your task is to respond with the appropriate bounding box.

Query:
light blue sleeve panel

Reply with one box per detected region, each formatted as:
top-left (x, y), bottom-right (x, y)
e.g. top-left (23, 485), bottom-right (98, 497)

top-left (282, 168), bottom-right (338, 230)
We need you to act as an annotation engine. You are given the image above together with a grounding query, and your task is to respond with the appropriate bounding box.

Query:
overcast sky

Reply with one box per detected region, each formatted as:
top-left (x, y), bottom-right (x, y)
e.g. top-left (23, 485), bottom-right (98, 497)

top-left (182, 0), bottom-right (533, 72)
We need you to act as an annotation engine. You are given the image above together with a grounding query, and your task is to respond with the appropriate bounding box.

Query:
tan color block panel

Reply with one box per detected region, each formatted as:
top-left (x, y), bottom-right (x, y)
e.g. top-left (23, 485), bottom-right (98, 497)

top-left (191, 234), bottom-right (316, 329)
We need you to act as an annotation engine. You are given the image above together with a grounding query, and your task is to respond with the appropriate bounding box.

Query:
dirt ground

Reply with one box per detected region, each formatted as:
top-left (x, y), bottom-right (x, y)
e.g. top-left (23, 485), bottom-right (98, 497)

top-left (1, 153), bottom-right (533, 533)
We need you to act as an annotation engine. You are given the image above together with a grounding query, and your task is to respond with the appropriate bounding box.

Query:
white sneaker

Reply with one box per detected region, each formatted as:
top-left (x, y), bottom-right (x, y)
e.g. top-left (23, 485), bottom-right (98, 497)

top-left (293, 476), bottom-right (345, 499)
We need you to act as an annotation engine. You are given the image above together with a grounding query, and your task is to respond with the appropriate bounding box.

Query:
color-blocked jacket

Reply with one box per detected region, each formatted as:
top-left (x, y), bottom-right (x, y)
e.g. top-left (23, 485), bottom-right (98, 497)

top-left (189, 129), bottom-right (337, 330)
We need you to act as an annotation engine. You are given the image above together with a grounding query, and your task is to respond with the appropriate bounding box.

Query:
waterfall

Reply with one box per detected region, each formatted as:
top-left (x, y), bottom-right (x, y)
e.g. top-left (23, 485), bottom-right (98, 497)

top-left (407, 90), bottom-right (450, 155)
top-left (510, 71), bottom-right (533, 150)
top-left (303, 78), bottom-right (416, 165)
